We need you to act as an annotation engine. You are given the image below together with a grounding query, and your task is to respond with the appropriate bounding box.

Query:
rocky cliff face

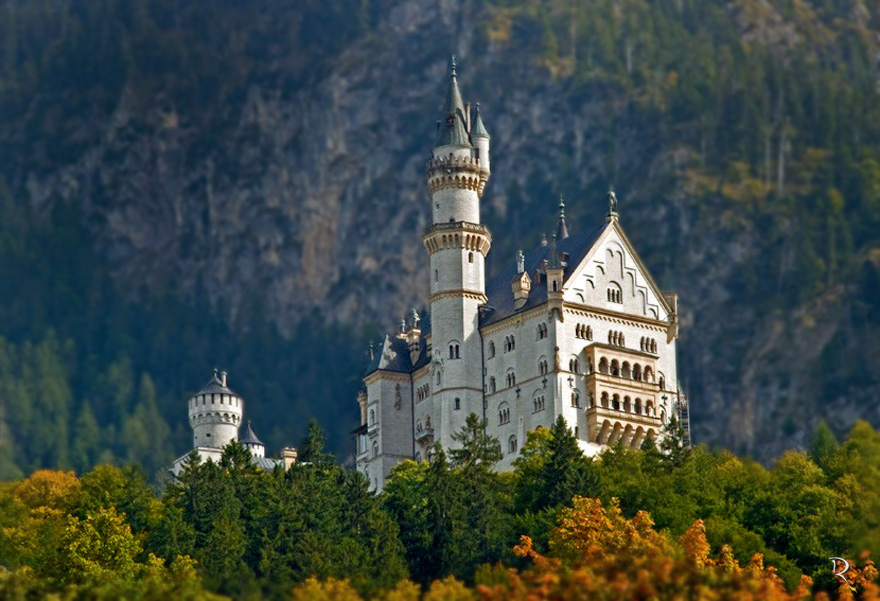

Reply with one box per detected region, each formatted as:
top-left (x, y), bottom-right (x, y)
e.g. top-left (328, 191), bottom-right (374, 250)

top-left (3, 0), bottom-right (879, 461)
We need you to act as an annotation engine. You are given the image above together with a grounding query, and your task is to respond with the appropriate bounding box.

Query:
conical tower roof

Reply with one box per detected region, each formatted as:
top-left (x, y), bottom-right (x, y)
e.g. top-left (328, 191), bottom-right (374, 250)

top-left (435, 56), bottom-right (471, 149)
top-left (239, 421), bottom-right (264, 446)
top-left (471, 103), bottom-right (490, 139)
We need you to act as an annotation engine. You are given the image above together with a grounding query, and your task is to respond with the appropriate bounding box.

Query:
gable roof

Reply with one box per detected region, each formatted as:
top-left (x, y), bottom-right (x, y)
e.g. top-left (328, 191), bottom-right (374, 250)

top-left (481, 222), bottom-right (607, 326)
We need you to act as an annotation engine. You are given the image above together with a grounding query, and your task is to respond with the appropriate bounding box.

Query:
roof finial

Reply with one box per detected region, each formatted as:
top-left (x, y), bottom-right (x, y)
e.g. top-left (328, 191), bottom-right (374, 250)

top-left (516, 250), bottom-right (525, 274)
top-left (607, 186), bottom-right (618, 221)
top-left (213, 366), bottom-right (218, 379)
top-left (450, 55), bottom-right (457, 78)
top-left (549, 234), bottom-right (560, 268)
top-left (556, 195), bottom-right (569, 240)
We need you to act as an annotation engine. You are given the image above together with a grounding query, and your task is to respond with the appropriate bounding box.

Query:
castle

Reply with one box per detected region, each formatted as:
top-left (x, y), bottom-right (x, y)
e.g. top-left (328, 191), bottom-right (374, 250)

top-left (355, 59), bottom-right (689, 491)
top-left (171, 369), bottom-right (298, 474)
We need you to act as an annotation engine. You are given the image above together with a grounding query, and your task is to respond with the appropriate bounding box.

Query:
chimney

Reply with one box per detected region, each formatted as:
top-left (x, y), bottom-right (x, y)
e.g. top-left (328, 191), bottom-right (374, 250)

top-left (220, 371), bottom-right (227, 387)
top-left (281, 447), bottom-right (298, 470)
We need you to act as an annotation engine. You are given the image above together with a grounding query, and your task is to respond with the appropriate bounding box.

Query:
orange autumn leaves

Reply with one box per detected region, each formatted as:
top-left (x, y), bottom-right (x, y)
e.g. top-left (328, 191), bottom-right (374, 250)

top-left (292, 496), bottom-right (879, 600)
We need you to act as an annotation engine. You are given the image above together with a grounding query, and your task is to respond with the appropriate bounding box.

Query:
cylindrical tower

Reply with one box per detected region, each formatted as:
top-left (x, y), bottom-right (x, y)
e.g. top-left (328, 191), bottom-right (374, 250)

top-left (422, 57), bottom-right (492, 446)
top-left (187, 369), bottom-right (244, 449)
top-left (239, 421), bottom-right (266, 458)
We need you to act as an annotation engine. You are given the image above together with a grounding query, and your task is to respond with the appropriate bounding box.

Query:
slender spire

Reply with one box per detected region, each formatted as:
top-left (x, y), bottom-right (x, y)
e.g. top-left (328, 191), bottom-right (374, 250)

top-left (471, 102), bottom-right (490, 139)
top-left (555, 195), bottom-right (569, 240)
top-left (434, 55), bottom-right (471, 149)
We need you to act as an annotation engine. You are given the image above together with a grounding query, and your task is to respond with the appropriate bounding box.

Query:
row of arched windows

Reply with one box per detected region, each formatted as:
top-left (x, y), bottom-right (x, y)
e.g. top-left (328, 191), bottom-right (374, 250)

top-left (597, 357), bottom-right (657, 383)
top-left (192, 412), bottom-right (240, 424)
top-left (640, 337), bottom-right (658, 353)
top-left (416, 416), bottom-right (433, 433)
top-left (608, 330), bottom-right (625, 347)
top-left (599, 392), bottom-right (657, 417)
top-left (416, 384), bottom-right (430, 402)
top-left (575, 323), bottom-right (592, 339)
top-left (537, 322), bottom-right (548, 340)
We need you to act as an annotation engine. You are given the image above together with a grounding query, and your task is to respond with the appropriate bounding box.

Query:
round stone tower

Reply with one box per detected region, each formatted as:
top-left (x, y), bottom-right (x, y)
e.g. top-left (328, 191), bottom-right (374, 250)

top-left (188, 369), bottom-right (244, 449)
top-left (422, 57), bottom-right (492, 446)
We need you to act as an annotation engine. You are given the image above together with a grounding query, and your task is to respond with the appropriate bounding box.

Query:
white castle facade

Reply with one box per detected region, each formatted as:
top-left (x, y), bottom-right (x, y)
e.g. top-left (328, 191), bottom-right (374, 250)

top-left (355, 59), bottom-right (689, 491)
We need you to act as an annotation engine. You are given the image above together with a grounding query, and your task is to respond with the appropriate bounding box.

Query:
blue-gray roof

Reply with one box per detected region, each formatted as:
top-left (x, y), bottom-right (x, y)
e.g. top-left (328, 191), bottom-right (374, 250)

top-left (481, 222), bottom-right (607, 326)
top-left (364, 313), bottom-right (432, 377)
top-left (239, 422), bottom-right (263, 446)
top-left (197, 374), bottom-right (236, 396)
top-left (435, 59), bottom-right (471, 149)
top-left (254, 457), bottom-right (281, 470)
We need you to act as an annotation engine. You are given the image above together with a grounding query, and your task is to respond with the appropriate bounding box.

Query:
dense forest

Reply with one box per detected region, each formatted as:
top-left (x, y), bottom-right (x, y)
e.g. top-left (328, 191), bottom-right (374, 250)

top-left (1, 417), bottom-right (879, 599)
top-left (0, 0), bottom-right (880, 478)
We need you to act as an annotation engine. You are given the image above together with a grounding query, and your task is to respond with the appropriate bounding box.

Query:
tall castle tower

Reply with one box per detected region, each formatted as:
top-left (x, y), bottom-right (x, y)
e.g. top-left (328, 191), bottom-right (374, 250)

top-left (187, 369), bottom-right (244, 449)
top-left (422, 57), bottom-right (492, 445)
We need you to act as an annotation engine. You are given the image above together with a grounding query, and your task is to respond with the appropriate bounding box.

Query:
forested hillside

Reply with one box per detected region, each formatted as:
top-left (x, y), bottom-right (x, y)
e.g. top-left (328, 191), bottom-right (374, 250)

top-left (0, 0), bottom-right (879, 475)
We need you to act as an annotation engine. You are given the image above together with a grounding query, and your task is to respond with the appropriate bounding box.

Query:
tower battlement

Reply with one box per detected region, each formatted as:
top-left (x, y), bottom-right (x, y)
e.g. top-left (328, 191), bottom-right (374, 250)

top-left (426, 154), bottom-right (488, 196)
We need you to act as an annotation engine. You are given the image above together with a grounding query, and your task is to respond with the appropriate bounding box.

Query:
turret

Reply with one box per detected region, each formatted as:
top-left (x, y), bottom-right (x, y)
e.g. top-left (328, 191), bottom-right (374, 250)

top-left (239, 421), bottom-right (265, 458)
top-left (512, 250), bottom-right (531, 309)
top-left (471, 103), bottom-right (491, 176)
top-left (188, 369), bottom-right (244, 449)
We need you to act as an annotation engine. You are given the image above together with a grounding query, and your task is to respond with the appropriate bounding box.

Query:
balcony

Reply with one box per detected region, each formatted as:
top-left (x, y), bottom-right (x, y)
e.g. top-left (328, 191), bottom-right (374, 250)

top-left (415, 426), bottom-right (434, 444)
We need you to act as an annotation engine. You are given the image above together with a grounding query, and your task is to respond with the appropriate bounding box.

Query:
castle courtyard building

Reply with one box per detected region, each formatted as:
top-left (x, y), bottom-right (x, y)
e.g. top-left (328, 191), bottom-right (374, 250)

top-left (355, 59), bottom-right (688, 491)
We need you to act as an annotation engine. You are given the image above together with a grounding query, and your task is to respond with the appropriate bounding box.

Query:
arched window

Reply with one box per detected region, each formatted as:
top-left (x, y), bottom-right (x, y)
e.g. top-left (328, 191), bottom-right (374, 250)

top-left (436, 371), bottom-right (441, 386)
top-left (622, 362), bottom-right (631, 378)
top-left (489, 377), bottom-right (496, 394)
top-left (611, 359), bottom-right (620, 376)
top-left (612, 394), bottom-right (621, 411)
top-left (599, 357), bottom-right (609, 374)
top-left (506, 371), bottom-right (516, 388)
top-left (635, 398), bottom-right (643, 414)
top-left (569, 358), bottom-right (580, 373)
top-left (537, 323), bottom-right (548, 340)
top-left (454, 398), bottom-right (461, 410)
top-left (508, 435), bottom-right (518, 454)
top-left (659, 375), bottom-right (666, 390)
top-left (488, 341), bottom-right (496, 358)
top-left (416, 420), bottom-right (423, 433)
top-left (633, 364), bottom-right (642, 381)
top-left (426, 416), bottom-right (432, 429)
top-left (468, 251), bottom-right (474, 263)
top-left (601, 392), bottom-right (609, 408)
top-left (571, 391), bottom-right (580, 408)
top-left (498, 402), bottom-right (510, 425)
top-left (624, 396), bottom-right (631, 412)
top-left (434, 269), bottom-right (439, 283)
top-left (372, 441), bottom-right (379, 458)
top-left (607, 282), bottom-right (622, 303)
top-left (587, 392), bottom-right (595, 408)
top-left (574, 426), bottom-right (579, 439)
top-left (449, 343), bottom-right (460, 359)
top-left (369, 409), bottom-right (375, 425)
top-left (538, 359), bottom-right (548, 376)
top-left (646, 401), bottom-right (654, 416)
